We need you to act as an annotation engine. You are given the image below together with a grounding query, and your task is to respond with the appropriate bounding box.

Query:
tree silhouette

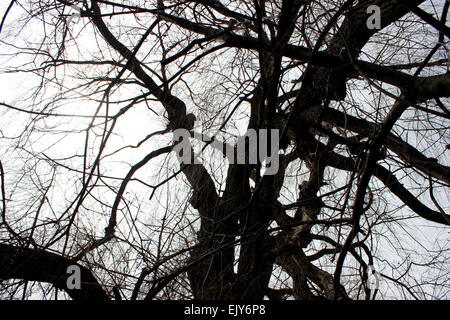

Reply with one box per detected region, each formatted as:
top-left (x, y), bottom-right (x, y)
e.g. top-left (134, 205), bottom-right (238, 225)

top-left (0, 0), bottom-right (449, 300)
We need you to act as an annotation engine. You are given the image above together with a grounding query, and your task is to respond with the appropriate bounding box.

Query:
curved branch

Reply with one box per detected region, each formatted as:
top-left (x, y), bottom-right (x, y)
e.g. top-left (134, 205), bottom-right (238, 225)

top-left (374, 165), bottom-right (450, 225)
top-left (74, 145), bottom-right (173, 260)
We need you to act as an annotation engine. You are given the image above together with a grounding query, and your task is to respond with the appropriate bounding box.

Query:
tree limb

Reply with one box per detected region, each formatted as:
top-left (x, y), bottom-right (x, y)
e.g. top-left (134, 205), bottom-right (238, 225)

top-left (0, 244), bottom-right (109, 301)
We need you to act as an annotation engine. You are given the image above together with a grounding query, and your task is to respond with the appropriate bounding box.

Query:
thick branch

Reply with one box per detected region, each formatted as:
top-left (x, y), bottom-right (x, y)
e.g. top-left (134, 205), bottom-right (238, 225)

top-left (0, 244), bottom-right (109, 301)
top-left (374, 164), bottom-right (450, 225)
top-left (322, 108), bottom-right (450, 185)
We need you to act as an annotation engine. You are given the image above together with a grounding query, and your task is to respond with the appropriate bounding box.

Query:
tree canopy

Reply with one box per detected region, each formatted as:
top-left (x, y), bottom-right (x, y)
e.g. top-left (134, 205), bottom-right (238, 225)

top-left (0, 0), bottom-right (449, 300)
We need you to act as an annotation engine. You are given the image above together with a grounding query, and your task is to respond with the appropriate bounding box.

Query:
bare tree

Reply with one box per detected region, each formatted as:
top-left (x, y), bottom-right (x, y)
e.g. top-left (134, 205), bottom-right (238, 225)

top-left (0, 0), bottom-right (449, 300)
